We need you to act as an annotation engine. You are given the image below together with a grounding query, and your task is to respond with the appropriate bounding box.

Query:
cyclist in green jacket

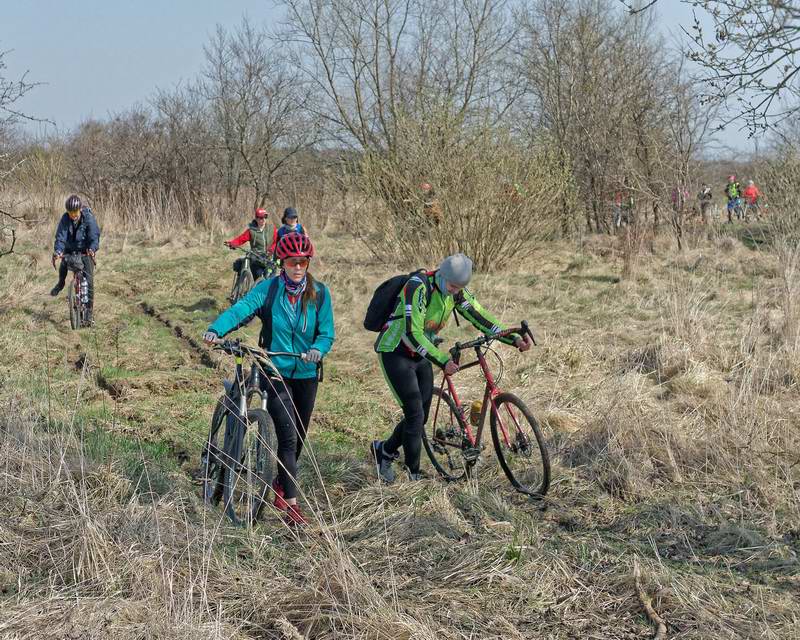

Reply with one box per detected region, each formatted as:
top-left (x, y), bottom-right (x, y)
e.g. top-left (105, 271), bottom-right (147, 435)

top-left (370, 253), bottom-right (533, 483)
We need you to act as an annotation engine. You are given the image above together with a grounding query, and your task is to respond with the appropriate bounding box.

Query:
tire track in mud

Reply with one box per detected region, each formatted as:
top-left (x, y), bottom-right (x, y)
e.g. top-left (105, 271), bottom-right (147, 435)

top-left (138, 301), bottom-right (218, 369)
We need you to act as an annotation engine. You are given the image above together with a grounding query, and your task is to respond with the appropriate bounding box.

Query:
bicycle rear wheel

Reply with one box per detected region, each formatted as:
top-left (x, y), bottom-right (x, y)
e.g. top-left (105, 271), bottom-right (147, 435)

top-left (422, 387), bottom-right (470, 481)
top-left (68, 279), bottom-right (79, 330)
top-left (490, 393), bottom-right (550, 497)
top-left (222, 408), bottom-right (277, 526)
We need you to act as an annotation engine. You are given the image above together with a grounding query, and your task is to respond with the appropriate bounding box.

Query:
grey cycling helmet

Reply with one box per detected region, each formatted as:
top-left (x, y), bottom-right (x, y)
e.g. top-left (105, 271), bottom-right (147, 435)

top-left (65, 195), bottom-right (82, 212)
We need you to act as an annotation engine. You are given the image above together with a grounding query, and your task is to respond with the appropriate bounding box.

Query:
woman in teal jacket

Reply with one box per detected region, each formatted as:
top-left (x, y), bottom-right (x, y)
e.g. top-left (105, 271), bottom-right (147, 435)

top-left (204, 233), bottom-right (334, 526)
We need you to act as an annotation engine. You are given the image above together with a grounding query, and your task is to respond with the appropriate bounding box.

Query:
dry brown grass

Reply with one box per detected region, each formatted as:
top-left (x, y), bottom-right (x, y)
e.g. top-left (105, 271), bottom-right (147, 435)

top-left (1, 216), bottom-right (800, 639)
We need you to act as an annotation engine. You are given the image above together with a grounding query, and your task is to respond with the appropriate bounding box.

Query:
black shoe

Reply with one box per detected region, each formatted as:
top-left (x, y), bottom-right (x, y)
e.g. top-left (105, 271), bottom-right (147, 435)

top-left (50, 283), bottom-right (64, 297)
top-left (370, 440), bottom-right (397, 484)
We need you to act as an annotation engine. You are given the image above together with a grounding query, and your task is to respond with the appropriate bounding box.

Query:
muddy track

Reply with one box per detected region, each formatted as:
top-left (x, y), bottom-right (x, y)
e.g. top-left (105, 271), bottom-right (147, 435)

top-left (138, 301), bottom-right (218, 369)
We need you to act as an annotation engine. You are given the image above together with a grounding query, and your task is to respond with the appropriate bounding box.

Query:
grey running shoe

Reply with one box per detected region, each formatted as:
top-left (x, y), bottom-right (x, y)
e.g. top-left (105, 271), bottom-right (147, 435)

top-left (370, 440), bottom-right (397, 484)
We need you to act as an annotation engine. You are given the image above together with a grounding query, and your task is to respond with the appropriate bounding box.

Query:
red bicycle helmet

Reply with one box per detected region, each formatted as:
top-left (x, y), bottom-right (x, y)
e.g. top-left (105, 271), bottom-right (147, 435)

top-left (254, 208), bottom-right (267, 219)
top-left (275, 232), bottom-right (314, 260)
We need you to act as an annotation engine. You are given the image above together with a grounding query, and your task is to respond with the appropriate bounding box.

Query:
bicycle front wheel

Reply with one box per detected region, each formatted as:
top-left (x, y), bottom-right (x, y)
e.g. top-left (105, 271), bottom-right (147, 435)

top-left (490, 393), bottom-right (550, 497)
top-left (68, 279), bottom-right (79, 330)
top-left (201, 394), bottom-right (233, 507)
top-left (422, 387), bottom-right (470, 481)
top-left (222, 408), bottom-right (276, 526)
top-left (232, 270), bottom-right (253, 304)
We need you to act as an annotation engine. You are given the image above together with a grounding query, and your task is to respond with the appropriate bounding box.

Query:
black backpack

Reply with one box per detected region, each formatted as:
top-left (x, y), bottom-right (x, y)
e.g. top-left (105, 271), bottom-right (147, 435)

top-left (363, 270), bottom-right (431, 332)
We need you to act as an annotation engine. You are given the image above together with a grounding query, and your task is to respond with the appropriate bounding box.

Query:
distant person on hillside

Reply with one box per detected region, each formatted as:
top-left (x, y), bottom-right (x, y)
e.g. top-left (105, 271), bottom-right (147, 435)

top-left (697, 184), bottom-right (713, 224)
top-left (724, 175), bottom-right (743, 223)
top-left (277, 207), bottom-right (306, 244)
top-left (224, 208), bottom-right (278, 280)
top-left (742, 179), bottom-right (762, 221)
top-left (50, 195), bottom-right (101, 323)
top-left (613, 180), bottom-right (634, 229)
top-left (420, 181), bottom-right (443, 225)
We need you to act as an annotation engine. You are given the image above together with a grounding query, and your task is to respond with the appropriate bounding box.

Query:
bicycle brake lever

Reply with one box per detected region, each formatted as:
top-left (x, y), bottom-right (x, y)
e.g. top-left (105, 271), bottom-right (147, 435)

top-left (521, 320), bottom-right (537, 346)
top-left (449, 344), bottom-right (461, 365)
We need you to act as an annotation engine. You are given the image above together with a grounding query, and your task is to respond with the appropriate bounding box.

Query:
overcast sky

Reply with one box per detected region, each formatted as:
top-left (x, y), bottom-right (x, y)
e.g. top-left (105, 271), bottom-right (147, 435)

top-left (3, 1), bottom-right (726, 139)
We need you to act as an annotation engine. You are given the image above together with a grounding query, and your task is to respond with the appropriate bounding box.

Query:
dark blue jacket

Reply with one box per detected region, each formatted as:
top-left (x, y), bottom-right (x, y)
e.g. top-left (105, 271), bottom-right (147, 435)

top-left (53, 207), bottom-right (100, 255)
top-left (277, 223), bottom-right (305, 241)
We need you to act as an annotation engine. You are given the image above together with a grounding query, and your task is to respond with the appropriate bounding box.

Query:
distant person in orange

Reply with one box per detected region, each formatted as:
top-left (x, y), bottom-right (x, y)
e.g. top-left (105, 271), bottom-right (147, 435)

top-left (742, 180), bottom-right (762, 221)
top-left (420, 181), bottom-right (443, 225)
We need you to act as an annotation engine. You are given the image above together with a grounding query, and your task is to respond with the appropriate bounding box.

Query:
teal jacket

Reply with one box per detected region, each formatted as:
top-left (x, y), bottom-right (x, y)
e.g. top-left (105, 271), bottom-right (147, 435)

top-left (208, 276), bottom-right (335, 379)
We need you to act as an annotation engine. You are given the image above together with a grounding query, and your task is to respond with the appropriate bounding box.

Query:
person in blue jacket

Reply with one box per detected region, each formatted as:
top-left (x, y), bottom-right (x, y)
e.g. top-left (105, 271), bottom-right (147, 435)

top-left (50, 195), bottom-right (101, 319)
top-left (276, 207), bottom-right (305, 244)
top-left (203, 232), bottom-right (334, 526)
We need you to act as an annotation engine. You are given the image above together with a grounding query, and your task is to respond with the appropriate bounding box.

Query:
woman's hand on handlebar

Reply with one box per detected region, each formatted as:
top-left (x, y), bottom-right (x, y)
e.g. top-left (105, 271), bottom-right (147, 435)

top-left (304, 349), bottom-right (321, 363)
top-left (444, 359), bottom-right (459, 376)
top-left (203, 331), bottom-right (218, 345)
top-left (515, 334), bottom-right (534, 352)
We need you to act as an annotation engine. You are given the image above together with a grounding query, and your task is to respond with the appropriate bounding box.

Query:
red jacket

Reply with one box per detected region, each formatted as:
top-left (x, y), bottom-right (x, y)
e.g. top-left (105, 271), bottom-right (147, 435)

top-left (227, 224), bottom-right (278, 254)
top-left (743, 185), bottom-right (761, 205)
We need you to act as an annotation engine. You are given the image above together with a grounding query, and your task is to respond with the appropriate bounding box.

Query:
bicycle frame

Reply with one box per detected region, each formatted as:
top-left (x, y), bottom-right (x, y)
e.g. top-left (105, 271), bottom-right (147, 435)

top-left (435, 346), bottom-right (519, 454)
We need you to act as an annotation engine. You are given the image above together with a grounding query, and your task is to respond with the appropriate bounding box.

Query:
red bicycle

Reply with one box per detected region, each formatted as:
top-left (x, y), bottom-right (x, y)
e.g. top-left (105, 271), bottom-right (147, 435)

top-left (422, 320), bottom-right (551, 497)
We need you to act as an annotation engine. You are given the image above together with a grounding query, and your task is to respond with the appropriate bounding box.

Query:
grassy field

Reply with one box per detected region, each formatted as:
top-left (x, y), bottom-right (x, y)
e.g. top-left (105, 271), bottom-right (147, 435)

top-left (0, 221), bottom-right (798, 639)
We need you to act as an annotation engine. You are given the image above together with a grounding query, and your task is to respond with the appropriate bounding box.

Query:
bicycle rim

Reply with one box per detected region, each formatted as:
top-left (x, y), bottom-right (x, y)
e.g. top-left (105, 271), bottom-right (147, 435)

top-left (422, 387), bottom-right (470, 481)
top-left (490, 393), bottom-right (550, 497)
top-left (202, 396), bottom-right (230, 506)
top-left (223, 409), bottom-right (271, 526)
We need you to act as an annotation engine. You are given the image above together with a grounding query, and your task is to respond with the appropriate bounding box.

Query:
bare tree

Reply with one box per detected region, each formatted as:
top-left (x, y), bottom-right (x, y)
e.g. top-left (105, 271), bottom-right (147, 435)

top-left (618, 0), bottom-right (800, 131)
top-left (200, 18), bottom-right (320, 209)
top-left (518, 0), bottom-right (671, 233)
top-left (0, 48), bottom-right (41, 257)
top-left (279, 0), bottom-right (521, 152)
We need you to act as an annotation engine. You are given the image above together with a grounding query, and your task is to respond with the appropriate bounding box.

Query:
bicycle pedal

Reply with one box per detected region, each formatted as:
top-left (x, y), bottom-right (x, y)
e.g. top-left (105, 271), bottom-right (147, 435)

top-left (463, 447), bottom-right (481, 462)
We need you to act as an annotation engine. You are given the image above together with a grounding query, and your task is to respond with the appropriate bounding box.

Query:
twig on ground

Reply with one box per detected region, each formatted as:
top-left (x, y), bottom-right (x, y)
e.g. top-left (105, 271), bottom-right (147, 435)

top-left (633, 557), bottom-right (667, 640)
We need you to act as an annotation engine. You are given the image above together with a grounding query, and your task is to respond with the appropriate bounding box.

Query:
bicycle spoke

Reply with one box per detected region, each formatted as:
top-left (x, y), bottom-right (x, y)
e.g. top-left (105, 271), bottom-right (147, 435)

top-left (422, 388), bottom-right (470, 481)
top-left (490, 393), bottom-right (550, 497)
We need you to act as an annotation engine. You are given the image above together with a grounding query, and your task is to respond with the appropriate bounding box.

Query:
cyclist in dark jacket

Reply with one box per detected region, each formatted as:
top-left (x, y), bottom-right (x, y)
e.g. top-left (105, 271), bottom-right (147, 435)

top-left (50, 195), bottom-right (100, 318)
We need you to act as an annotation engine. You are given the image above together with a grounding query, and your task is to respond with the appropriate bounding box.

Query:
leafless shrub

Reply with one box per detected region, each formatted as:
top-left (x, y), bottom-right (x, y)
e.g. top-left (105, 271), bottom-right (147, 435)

top-left (357, 110), bottom-right (571, 267)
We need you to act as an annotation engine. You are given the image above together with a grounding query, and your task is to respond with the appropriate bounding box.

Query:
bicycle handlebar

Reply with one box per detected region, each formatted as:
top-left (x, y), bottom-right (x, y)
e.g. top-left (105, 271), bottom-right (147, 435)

top-left (210, 338), bottom-right (307, 362)
top-left (449, 320), bottom-right (536, 363)
top-left (230, 247), bottom-right (275, 262)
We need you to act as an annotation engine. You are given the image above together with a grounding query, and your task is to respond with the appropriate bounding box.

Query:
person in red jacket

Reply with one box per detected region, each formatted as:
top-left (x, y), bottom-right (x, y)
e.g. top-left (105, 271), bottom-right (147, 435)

top-left (742, 180), bottom-right (762, 221)
top-left (224, 208), bottom-right (278, 280)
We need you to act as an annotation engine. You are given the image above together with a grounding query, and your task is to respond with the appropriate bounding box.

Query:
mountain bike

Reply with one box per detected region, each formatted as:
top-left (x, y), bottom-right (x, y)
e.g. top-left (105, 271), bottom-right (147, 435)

top-left (61, 252), bottom-right (92, 330)
top-left (201, 338), bottom-right (307, 526)
top-left (422, 320), bottom-right (551, 497)
top-left (229, 250), bottom-right (278, 304)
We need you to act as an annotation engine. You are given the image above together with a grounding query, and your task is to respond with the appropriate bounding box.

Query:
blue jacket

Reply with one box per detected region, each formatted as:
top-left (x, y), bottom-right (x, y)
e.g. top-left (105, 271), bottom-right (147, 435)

top-left (277, 223), bottom-right (305, 241)
top-left (208, 276), bottom-right (335, 379)
top-left (54, 208), bottom-right (100, 254)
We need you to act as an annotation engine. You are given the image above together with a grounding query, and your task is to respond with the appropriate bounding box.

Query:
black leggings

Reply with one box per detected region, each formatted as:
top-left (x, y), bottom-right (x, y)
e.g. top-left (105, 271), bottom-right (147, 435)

top-left (58, 255), bottom-right (95, 307)
top-left (379, 349), bottom-right (434, 474)
top-left (264, 377), bottom-right (318, 500)
top-left (251, 260), bottom-right (270, 281)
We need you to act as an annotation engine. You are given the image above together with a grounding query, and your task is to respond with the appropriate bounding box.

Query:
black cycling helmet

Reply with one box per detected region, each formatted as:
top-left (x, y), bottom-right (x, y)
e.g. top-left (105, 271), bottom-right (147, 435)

top-left (282, 207), bottom-right (298, 224)
top-left (65, 195), bottom-right (82, 212)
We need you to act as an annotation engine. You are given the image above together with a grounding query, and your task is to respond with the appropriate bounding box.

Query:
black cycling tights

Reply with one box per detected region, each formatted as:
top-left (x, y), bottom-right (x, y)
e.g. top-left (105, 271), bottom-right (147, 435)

top-left (266, 377), bottom-right (318, 500)
top-left (379, 349), bottom-right (434, 474)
